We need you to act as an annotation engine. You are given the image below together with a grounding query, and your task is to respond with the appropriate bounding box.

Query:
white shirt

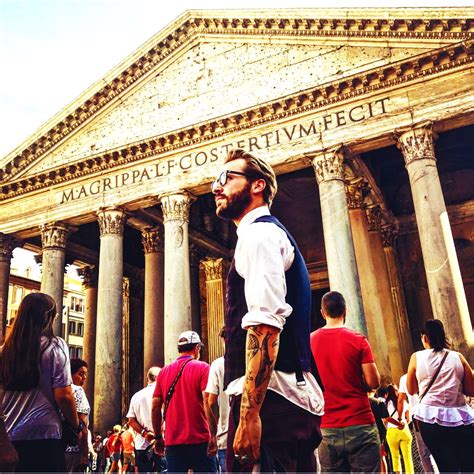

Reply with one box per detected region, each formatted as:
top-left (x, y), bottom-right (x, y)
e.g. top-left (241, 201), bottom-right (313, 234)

top-left (225, 206), bottom-right (324, 417)
top-left (126, 382), bottom-right (155, 450)
top-left (205, 357), bottom-right (229, 449)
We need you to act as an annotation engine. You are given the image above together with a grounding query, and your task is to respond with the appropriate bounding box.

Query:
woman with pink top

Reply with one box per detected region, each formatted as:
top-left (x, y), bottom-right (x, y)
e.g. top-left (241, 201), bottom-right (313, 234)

top-left (407, 319), bottom-right (474, 473)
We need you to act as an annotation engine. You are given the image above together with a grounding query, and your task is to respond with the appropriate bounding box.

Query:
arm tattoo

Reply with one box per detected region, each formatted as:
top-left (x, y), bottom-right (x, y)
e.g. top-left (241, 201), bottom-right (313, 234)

top-left (248, 333), bottom-right (259, 360)
top-left (255, 332), bottom-right (274, 388)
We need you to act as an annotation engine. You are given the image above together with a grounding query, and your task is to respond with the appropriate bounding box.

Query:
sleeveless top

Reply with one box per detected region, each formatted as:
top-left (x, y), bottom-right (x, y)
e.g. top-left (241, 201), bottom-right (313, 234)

top-left (412, 349), bottom-right (474, 427)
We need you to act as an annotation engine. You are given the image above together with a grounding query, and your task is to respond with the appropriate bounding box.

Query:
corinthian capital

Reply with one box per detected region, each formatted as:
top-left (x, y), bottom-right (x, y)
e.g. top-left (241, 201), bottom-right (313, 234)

top-left (311, 146), bottom-right (346, 184)
top-left (97, 207), bottom-right (127, 236)
top-left (160, 191), bottom-right (195, 223)
top-left (201, 258), bottom-right (224, 281)
top-left (0, 233), bottom-right (18, 263)
top-left (78, 265), bottom-right (98, 289)
top-left (141, 227), bottom-right (162, 254)
top-left (394, 122), bottom-right (437, 166)
top-left (366, 205), bottom-right (383, 232)
top-left (40, 222), bottom-right (72, 250)
top-left (345, 177), bottom-right (370, 209)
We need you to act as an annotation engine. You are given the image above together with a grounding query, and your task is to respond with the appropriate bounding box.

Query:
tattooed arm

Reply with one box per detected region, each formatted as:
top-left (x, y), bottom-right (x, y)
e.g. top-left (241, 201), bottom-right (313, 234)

top-left (233, 324), bottom-right (280, 463)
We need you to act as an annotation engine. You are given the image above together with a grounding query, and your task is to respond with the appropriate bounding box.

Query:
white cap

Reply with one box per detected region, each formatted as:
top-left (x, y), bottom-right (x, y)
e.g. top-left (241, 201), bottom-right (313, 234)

top-left (177, 330), bottom-right (204, 346)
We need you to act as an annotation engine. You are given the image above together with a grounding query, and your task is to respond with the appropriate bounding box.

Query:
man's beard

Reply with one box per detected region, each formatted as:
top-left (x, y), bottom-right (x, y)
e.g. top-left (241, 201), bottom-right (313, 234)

top-left (216, 182), bottom-right (252, 220)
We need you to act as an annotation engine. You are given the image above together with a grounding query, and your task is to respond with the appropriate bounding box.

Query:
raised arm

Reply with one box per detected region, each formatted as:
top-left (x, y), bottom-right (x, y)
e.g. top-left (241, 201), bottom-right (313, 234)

top-left (233, 324), bottom-right (279, 463)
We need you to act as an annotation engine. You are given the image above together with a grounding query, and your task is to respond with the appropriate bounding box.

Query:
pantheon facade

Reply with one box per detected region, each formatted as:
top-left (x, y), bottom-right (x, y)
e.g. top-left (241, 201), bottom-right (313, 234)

top-left (0, 8), bottom-right (473, 432)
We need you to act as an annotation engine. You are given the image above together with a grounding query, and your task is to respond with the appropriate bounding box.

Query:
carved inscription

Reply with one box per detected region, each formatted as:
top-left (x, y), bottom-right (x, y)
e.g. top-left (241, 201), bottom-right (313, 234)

top-left (60, 98), bottom-right (389, 204)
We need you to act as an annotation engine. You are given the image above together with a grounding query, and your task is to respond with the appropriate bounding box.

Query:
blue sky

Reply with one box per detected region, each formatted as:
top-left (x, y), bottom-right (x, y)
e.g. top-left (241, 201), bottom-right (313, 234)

top-left (0, 0), bottom-right (471, 158)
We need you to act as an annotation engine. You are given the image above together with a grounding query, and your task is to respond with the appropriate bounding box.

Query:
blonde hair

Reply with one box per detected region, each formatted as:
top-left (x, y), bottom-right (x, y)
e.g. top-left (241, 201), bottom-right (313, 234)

top-left (113, 424), bottom-right (122, 433)
top-left (224, 148), bottom-right (277, 206)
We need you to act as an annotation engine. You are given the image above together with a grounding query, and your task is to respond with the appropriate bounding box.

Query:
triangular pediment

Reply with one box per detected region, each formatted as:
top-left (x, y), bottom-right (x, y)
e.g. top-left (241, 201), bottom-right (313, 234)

top-left (1, 8), bottom-right (472, 184)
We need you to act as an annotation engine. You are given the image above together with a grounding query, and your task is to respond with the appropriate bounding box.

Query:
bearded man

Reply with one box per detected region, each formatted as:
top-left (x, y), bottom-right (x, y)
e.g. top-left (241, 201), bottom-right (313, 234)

top-left (211, 148), bottom-right (324, 472)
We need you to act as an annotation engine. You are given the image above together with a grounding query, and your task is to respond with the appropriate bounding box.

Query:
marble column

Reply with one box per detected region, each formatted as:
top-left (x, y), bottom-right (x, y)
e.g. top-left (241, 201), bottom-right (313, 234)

top-left (0, 234), bottom-right (16, 342)
top-left (381, 225), bottom-right (414, 369)
top-left (202, 258), bottom-right (226, 362)
top-left (141, 227), bottom-right (164, 370)
top-left (40, 222), bottom-right (72, 337)
top-left (122, 278), bottom-right (130, 421)
top-left (312, 147), bottom-right (367, 335)
top-left (160, 191), bottom-right (195, 363)
top-left (366, 206), bottom-right (405, 382)
top-left (346, 182), bottom-right (391, 379)
top-left (395, 123), bottom-right (473, 350)
top-left (190, 244), bottom-right (202, 334)
top-left (94, 207), bottom-right (127, 433)
top-left (77, 265), bottom-right (98, 413)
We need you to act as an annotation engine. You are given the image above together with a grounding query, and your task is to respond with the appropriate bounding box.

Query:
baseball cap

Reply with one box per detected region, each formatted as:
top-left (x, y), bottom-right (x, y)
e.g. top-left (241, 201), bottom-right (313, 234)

top-left (177, 330), bottom-right (204, 347)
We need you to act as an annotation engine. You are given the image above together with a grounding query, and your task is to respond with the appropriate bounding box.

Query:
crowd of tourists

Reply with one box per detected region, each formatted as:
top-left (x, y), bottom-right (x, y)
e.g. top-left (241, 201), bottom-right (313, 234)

top-left (1, 148), bottom-right (474, 473)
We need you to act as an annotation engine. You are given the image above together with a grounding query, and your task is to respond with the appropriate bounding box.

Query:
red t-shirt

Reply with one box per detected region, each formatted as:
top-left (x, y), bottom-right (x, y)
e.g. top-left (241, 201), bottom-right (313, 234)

top-left (310, 327), bottom-right (376, 428)
top-left (153, 356), bottom-right (210, 446)
top-left (107, 433), bottom-right (123, 454)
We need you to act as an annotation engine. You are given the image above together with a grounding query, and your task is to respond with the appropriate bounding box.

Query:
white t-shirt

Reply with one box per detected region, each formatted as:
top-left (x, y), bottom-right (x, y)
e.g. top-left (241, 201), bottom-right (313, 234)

top-left (126, 383), bottom-right (155, 450)
top-left (205, 357), bottom-right (229, 450)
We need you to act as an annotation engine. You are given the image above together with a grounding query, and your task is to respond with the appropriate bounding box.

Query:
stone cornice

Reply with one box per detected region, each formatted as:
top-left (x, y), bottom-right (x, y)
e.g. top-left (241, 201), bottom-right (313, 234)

top-left (0, 39), bottom-right (473, 200)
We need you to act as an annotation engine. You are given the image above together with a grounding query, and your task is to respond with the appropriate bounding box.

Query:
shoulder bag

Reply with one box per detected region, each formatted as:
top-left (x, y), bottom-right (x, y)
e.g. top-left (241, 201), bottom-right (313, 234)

top-left (163, 358), bottom-right (193, 421)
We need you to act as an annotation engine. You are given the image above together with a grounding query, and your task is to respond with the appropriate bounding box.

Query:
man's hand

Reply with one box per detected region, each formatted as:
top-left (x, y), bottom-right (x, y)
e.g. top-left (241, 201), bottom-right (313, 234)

top-left (153, 438), bottom-right (165, 457)
top-left (207, 434), bottom-right (218, 457)
top-left (234, 324), bottom-right (279, 464)
top-left (144, 431), bottom-right (155, 443)
top-left (233, 412), bottom-right (262, 463)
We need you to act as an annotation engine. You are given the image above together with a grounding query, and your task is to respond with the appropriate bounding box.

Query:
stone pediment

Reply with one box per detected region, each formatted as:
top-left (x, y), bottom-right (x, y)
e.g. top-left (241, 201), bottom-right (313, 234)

top-left (0, 8), bottom-right (472, 187)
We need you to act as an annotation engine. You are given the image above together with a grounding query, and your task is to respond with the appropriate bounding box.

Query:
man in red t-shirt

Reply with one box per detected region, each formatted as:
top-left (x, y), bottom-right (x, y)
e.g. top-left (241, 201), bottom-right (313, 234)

top-left (151, 331), bottom-right (217, 472)
top-left (310, 291), bottom-right (381, 472)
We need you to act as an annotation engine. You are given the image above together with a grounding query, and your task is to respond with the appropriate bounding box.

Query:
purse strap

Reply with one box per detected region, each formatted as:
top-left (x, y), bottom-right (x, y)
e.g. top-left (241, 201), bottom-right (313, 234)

top-left (163, 358), bottom-right (193, 421)
top-left (419, 350), bottom-right (449, 401)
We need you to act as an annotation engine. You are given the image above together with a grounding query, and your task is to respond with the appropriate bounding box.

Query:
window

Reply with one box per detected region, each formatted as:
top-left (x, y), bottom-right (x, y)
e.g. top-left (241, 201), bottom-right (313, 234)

top-left (68, 321), bottom-right (76, 335)
top-left (77, 323), bottom-right (84, 337)
top-left (14, 286), bottom-right (23, 304)
top-left (70, 296), bottom-right (84, 314)
top-left (69, 346), bottom-right (83, 359)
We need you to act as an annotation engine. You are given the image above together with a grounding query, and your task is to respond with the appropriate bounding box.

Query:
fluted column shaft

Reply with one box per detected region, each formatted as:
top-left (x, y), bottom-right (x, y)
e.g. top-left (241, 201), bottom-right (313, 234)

top-left (381, 226), bottom-right (413, 369)
top-left (142, 228), bottom-right (165, 370)
top-left (78, 265), bottom-right (98, 415)
top-left (346, 182), bottom-right (391, 379)
top-left (0, 234), bottom-right (16, 342)
top-left (94, 207), bottom-right (127, 434)
top-left (160, 191), bottom-right (195, 363)
top-left (202, 258), bottom-right (226, 362)
top-left (40, 222), bottom-right (71, 336)
top-left (396, 123), bottom-right (472, 350)
top-left (312, 148), bottom-right (367, 335)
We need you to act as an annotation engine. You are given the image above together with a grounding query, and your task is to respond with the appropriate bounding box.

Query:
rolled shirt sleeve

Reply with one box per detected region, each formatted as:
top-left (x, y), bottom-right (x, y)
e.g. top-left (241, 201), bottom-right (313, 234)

top-left (236, 222), bottom-right (294, 331)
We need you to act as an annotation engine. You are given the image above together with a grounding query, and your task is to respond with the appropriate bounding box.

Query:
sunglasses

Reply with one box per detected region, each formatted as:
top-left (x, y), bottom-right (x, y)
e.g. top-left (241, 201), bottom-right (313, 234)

top-left (211, 169), bottom-right (261, 193)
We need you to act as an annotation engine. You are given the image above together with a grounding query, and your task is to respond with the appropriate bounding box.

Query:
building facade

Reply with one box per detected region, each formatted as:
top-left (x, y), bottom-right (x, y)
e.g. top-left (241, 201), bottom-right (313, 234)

top-left (5, 261), bottom-right (86, 357)
top-left (0, 8), bottom-right (472, 432)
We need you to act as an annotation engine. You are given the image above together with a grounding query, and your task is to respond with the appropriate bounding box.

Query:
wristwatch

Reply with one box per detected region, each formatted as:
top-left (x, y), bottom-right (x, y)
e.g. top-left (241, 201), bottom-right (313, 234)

top-left (75, 420), bottom-right (86, 433)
